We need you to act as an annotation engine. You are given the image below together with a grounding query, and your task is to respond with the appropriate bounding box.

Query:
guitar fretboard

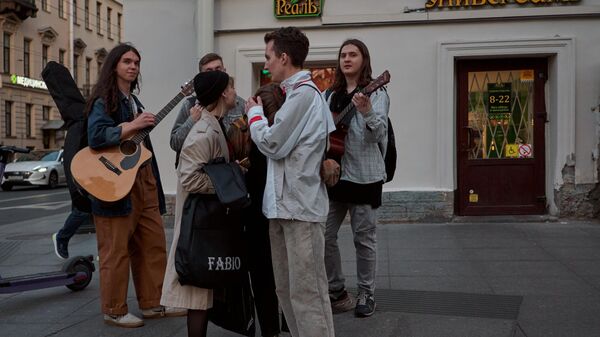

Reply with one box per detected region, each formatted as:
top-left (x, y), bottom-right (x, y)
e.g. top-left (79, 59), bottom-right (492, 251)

top-left (332, 70), bottom-right (390, 125)
top-left (132, 92), bottom-right (186, 144)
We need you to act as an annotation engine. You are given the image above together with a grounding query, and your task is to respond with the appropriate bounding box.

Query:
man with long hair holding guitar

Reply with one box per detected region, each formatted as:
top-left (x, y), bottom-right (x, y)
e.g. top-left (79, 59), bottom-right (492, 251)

top-left (324, 39), bottom-right (390, 318)
top-left (84, 43), bottom-right (185, 327)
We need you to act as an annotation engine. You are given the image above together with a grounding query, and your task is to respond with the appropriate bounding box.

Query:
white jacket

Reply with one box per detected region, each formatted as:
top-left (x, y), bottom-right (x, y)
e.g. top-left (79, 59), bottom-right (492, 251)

top-left (248, 71), bottom-right (335, 222)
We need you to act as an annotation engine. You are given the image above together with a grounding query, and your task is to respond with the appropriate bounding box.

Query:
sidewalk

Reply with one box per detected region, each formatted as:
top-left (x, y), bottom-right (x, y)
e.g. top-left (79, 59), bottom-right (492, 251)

top-left (1, 213), bottom-right (600, 337)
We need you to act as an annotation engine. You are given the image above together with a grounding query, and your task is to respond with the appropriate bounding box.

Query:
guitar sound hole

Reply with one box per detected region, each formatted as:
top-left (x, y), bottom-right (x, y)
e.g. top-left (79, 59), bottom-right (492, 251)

top-left (120, 140), bottom-right (137, 155)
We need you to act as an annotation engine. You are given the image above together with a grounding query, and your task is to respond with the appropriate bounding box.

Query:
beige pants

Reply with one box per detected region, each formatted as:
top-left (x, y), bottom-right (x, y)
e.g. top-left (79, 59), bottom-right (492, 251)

top-left (269, 219), bottom-right (335, 337)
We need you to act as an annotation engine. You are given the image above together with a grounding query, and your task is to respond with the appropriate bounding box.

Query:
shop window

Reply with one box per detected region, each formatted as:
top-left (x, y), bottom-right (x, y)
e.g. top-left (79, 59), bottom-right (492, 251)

top-left (466, 70), bottom-right (535, 159)
top-left (259, 65), bottom-right (336, 92)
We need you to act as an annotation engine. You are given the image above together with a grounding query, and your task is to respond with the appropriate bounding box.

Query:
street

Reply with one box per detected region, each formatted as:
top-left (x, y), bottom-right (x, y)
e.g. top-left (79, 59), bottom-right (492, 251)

top-left (0, 186), bottom-right (70, 226)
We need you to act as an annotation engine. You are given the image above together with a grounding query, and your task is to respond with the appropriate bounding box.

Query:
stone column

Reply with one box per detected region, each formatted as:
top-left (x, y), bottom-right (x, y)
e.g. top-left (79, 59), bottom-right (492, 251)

top-left (196, 0), bottom-right (214, 58)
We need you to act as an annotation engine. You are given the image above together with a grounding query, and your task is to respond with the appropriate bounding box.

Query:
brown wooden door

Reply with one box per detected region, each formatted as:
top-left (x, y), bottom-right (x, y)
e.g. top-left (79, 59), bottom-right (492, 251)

top-left (456, 58), bottom-right (547, 215)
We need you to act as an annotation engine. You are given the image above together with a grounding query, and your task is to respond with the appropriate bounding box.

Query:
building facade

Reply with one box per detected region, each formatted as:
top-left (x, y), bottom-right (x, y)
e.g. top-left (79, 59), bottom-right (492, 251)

top-left (124, 0), bottom-right (600, 220)
top-left (0, 0), bottom-right (122, 151)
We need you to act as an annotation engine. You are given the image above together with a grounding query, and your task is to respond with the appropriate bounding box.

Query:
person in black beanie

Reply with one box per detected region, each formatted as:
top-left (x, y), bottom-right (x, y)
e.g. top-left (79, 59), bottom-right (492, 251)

top-left (161, 71), bottom-right (238, 337)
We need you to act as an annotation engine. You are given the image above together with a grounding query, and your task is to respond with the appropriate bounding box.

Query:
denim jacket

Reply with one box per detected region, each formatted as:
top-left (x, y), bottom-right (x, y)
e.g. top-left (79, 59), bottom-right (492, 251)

top-left (87, 94), bottom-right (166, 217)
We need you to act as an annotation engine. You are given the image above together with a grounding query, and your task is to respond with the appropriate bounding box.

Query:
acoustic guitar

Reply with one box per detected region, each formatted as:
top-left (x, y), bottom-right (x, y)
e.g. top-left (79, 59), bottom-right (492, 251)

top-left (71, 81), bottom-right (194, 202)
top-left (328, 70), bottom-right (391, 162)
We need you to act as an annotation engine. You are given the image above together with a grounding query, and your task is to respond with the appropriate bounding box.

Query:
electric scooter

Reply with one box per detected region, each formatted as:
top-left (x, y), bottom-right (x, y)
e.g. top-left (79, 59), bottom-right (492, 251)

top-left (0, 255), bottom-right (95, 294)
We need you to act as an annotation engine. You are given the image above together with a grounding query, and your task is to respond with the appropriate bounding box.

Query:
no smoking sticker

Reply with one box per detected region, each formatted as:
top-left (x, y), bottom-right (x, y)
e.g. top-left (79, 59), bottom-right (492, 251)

top-left (519, 144), bottom-right (533, 158)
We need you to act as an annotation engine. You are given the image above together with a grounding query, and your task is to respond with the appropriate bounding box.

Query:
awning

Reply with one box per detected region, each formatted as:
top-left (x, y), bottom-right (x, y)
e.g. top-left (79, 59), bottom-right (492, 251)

top-left (40, 120), bottom-right (64, 130)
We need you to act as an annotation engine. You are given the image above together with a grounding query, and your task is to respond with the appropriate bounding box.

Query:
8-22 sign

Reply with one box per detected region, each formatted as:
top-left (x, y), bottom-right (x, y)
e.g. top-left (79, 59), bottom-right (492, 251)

top-left (487, 82), bottom-right (512, 120)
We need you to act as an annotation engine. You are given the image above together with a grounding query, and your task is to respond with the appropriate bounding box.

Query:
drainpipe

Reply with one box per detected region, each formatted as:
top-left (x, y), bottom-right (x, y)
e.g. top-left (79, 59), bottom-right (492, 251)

top-left (196, 0), bottom-right (214, 59)
top-left (69, 1), bottom-right (74, 77)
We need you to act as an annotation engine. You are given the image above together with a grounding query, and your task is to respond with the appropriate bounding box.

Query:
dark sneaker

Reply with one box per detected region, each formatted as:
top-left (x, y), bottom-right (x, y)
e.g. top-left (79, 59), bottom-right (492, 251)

top-left (354, 291), bottom-right (376, 317)
top-left (52, 233), bottom-right (69, 260)
top-left (330, 290), bottom-right (355, 314)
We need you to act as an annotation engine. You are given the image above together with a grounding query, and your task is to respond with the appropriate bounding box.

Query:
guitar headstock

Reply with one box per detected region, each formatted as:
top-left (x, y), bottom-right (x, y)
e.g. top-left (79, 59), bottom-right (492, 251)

top-left (363, 70), bottom-right (391, 95)
top-left (181, 80), bottom-right (195, 96)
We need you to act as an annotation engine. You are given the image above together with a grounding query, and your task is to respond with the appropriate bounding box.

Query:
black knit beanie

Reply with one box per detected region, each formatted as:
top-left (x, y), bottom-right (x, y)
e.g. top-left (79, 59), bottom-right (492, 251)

top-left (193, 70), bottom-right (230, 106)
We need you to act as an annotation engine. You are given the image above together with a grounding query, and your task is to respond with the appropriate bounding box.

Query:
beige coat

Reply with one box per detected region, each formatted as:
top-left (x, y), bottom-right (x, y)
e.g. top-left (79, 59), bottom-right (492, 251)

top-left (160, 113), bottom-right (230, 310)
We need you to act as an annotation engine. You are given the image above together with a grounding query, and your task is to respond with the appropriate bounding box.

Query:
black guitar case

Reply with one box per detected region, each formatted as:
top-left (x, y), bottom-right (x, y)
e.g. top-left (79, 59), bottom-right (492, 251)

top-left (41, 61), bottom-right (91, 212)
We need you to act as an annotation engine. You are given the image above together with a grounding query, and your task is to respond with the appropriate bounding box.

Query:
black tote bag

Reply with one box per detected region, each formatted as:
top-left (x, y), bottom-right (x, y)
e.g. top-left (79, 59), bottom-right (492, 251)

top-left (175, 193), bottom-right (247, 288)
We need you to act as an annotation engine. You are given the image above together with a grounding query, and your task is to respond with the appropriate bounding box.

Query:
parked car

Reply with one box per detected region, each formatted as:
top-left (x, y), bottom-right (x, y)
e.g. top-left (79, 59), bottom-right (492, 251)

top-left (1, 149), bottom-right (66, 191)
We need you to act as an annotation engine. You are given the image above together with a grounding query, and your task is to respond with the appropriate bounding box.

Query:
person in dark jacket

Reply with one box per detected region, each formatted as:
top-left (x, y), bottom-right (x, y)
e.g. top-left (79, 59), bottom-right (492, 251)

top-left (42, 61), bottom-right (93, 260)
top-left (233, 83), bottom-right (285, 337)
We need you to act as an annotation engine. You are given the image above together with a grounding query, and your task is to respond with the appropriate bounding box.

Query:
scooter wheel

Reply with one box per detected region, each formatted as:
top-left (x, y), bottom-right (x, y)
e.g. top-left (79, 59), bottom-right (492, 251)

top-left (66, 260), bottom-right (93, 291)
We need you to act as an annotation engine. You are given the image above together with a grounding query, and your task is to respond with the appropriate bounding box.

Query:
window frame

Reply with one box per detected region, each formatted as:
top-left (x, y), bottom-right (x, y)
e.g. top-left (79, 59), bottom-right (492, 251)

top-left (96, 2), bottom-right (102, 36)
top-left (107, 7), bottom-right (112, 39)
top-left (3, 32), bottom-right (11, 74)
top-left (59, 49), bottom-right (65, 65)
top-left (59, 0), bottom-right (65, 19)
top-left (117, 13), bottom-right (122, 43)
top-left (25, 104), bottom-right (33, 138)
top-left (73, 0), bottom-right (79, 25)
top-left (85, 0), bottom-right (90, 29)
top-left (73, 54), bottom-right (79, 84)
top-left (43, 105), bottom-right (50, 121)
top-left (5, 101), bottom-right (13, 137)
top-left (42, 44), bottom-right (49, 70)
top-left (23, 38), bottom-right (31, 77)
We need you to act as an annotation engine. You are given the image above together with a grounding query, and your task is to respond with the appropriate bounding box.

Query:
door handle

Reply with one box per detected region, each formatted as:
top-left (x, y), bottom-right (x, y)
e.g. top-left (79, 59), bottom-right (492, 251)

top-left (462, 126), bottom-right (477, 152)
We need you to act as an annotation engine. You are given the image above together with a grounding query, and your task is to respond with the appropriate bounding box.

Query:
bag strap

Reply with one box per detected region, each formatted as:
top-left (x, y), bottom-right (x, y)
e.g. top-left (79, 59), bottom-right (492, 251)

top-left (297, 83), bottom-right (330, 160)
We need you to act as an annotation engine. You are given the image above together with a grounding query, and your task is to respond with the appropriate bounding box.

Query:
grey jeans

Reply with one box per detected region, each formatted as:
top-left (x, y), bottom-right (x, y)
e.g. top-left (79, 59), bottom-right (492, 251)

top-left (325, 202), bottom-right (377, 296)
top-left (269, 219), bottom-right (335, 337)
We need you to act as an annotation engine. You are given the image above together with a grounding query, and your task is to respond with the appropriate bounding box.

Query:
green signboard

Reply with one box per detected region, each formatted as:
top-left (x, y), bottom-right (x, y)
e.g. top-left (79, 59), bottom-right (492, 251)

top-left (275, 0), bottom-right (322, 18)
top-left (487, 82), bottom-right (512, 120)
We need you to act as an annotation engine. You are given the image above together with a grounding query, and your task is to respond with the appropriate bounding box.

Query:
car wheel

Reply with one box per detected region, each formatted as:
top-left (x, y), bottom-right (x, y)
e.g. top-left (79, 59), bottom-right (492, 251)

top-left (1, 183), bottom-right (13, 191)
top-left (48, 171), bottom-right (58, 189)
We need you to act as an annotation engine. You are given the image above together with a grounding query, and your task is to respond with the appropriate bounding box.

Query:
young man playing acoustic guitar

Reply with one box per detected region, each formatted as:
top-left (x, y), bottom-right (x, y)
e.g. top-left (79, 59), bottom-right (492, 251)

top-left (245, 27), bottom-right (336, 337)
top-left (85, 43), bottom-right (186, 328)
top-left (324, 39), bottom-right (390, 318)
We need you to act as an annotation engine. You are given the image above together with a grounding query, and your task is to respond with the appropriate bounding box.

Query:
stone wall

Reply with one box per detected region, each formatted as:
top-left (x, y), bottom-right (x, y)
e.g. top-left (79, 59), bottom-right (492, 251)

top-left (163, 190), bottom-right (455, 226)
top-left (378, 191), bottom-right (454, 223)
top-left (554, 164), bottom-right (600, 218)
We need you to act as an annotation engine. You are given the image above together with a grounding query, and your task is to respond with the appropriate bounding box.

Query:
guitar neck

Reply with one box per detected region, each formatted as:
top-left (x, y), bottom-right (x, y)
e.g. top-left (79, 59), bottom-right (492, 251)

top-left (132, 92), bottom-right (186, 144)
top-left (333, 88), bottom-right (367, 125)
top-left (334, 101), bottom-right (357, 125)
top-left (331, 70), bottom-right (390, 126)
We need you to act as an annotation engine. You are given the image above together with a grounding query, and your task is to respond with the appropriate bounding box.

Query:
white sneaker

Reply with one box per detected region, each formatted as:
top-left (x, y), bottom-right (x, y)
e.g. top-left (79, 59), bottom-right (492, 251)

top-left (141, 306), bottom-right (187, 319)
top-left (103, 313), bottom-right (144, 328)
